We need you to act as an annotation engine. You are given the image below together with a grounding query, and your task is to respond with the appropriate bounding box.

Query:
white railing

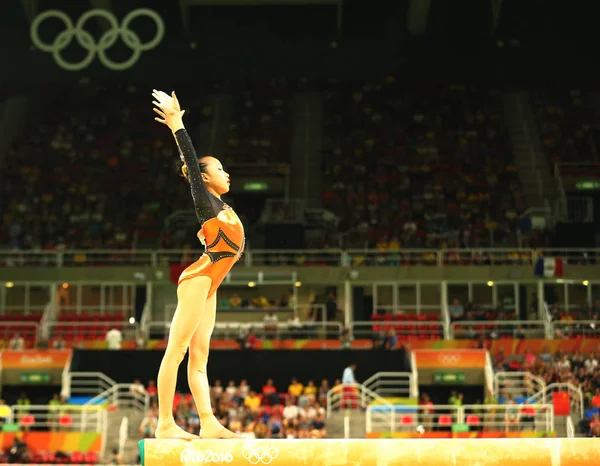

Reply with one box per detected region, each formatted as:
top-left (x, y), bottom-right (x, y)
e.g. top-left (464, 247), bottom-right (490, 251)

top-left (552, 320), bottom-right (600, 338)
top-left (2, 247), bottom-right (600, 267)
top-left (462, 403), bottom-right (553, 433)
top-left (367, 404), bottom-right (461, 433)
top-left (326, 382), bottom-right (395, 433)
top-left (351, 321), bottom-right (444, 340)
top-left (527, 383), bottom-right (584, 419)
top-left (451, 320), bottom-right (546, 339)
top-left (118, 416), bottom-right (129, 458)
top-left (50, 322), bottom-right (138, 340)
top-left (147, 320), bottom-right (344, 340)
top-left (366, 403), bottom-right (554, 434)
top-left (494, 372), bottom-right (546, 401)
top-left (85, 383), bottom-right (149, 413)
top-left (68, 372), bottom-right (117, 399)
top-left (39, 300), bottom-right (56, 340)
top-left (410, 352), bottom-right (419, 399)
top-left (484, 352), bottom-right (495, 396)
top-left (8, 404), bottom-right (107, 433)
top-left (61, 351), bottom-right (73, 399)
top-left (566, 416), bottom-right (575, 438)
top-left (362, 372), bottom-right (413, 399)
top-left (0, 322), bottom-right (39, 343)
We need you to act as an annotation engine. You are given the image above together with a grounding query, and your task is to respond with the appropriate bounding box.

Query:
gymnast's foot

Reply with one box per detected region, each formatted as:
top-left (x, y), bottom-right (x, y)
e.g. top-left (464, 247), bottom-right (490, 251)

top-left (200, 416), bottom-right (240, 439)
top-left (155, 419), bottom-right (198, 440)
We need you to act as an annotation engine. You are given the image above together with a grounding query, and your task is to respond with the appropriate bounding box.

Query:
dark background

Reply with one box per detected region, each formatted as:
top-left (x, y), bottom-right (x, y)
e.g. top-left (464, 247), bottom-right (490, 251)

top-left (70, 348), bottom-right (410, 390)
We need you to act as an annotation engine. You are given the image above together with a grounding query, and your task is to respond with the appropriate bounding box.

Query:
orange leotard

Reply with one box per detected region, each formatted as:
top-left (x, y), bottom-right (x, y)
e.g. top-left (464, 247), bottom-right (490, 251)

top-left (173, 129), bottom-right (245, 297)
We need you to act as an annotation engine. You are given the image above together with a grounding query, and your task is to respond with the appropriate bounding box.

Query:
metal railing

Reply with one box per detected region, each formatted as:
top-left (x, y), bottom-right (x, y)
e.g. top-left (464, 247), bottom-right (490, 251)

top-left (85, 383), bottom-right (149, 413)
top-left (527, 383), bottom-right (584, 419)
top-left (494, 372), bottom-right (546, 401)
top-left (118, 417), bottom-right (129, 458)
top-left (50, 322), bottom-right (138, 340)
top-left (365, 403), bottom-right (554, 433)
top-left (2, 247), bottom-right (600, 267)
top-left (326, 382), bottom-right (395, 433)
top-left (67, 372), bottom-right (117, 399)
top-left (462, 403), bottom-right (554, 433)
top-left (7, 404), bottom-right (107, 433)
top-left (146, 320), bottom-right (343, 340)
top-left (451, 320), bottom-right (546, 339)
top-left (362, 372), bottom-right (413, 399)
top-left (367, 404), bottom-right (461, 433)
top-left (566, 416), bottom-right (575, 438)
top-left (351, 321), bottom-right (445, 340)
top-left (552, 320), bottom-right (600, 338)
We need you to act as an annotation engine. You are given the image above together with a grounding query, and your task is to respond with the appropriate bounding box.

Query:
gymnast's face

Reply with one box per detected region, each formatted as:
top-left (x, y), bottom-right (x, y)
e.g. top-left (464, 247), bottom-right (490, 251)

top-left (200, 156), bottom-right (230, 195)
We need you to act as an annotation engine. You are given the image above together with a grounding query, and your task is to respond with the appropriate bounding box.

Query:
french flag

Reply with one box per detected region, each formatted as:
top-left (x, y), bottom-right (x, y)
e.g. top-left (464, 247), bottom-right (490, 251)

top-left (534, 257), bottom-right (564, 278)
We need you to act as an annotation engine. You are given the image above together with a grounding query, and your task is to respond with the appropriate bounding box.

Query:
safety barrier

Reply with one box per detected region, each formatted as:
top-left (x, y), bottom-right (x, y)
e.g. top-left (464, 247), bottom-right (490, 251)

top-left (494, 372), bottom-right (546, 401)
top-left (6, 404), bottom-right (107, 432)
top-left (362, 372), bottom-right (413, 399)
top-left (527, 383), bottom-right (584, 419)
top-left (365, 403), bottom-right (553, 434)
top-left (50, 321), bottom-right (138, 340)
top-left (2, 247), bottom-right (599, 267)
top-left (146, 320), bottom-right (344, 340)
top-left (351, 321), bottom-right (445, 340)
top-left (451, 320), bottom-right (546, 339)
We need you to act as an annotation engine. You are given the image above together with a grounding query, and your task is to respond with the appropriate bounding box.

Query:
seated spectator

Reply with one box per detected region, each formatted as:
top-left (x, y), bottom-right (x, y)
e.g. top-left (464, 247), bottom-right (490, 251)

top-left (288, 378), bottom-right (304, 398)
top-left (8, 333), bottom-right (25, 350)
top-left (244, 391), bottom-right (261, 412)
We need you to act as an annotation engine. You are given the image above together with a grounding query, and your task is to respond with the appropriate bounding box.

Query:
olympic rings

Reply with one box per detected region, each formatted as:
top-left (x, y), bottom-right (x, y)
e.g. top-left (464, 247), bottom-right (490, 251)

top-left (30, 8), bottom-right (164, 71)
top-left (242, 446), bottom-right (279, 465)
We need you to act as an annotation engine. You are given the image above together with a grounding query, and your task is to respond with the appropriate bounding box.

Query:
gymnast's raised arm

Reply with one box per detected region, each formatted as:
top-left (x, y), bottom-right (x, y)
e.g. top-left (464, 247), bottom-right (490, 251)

top-left (152, 89), bottom-right (219, 224)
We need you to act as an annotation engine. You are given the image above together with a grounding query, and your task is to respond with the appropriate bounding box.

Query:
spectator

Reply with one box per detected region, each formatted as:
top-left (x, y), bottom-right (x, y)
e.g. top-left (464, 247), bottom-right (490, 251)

top-left (52, 336), bottom-right (66, 350)
top-left (244, 391), bottom-right (261, 412)
top-left (106, 327), bottom-right (122, 350)
top-left (130, 379), bottom-right (145, 397)
top-left (145, 380), bottom-right (158, 402)
top-left (16, 392), bottom-right (30, 414)
top-left (0, 400), bottom-right (11, 424)
top-left (8, 333), bottom-right (25, 350)
top-left (448, 299), bottom-right (465, 321)
top-left (288, 378), bottom-right (304, 398)
top-left (109, 447), bottom-right (124, 465)
top-left (341, 364), bottom-right (358, 409)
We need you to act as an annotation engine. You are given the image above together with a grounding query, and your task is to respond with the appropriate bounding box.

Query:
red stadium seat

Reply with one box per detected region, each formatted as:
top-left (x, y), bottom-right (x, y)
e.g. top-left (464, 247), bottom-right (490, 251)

top-left (438, 415), bottom-right (452, 426)
top-left (59, 415), bottom-right (73, 428)
top-left (400, 415), bottom-right (414, 425)
top-left (19, 414), bottom-right (35, 427)
top-left (85, 451), bottom-right (99, 463)
top-left (466, 415), bottom-right (480, 426)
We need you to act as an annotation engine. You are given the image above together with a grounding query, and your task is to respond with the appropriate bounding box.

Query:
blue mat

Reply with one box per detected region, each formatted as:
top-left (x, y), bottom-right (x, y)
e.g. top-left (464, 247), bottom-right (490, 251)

top-left (67, 396), bottom-right (107, 405)
top-left (369, 405), bottom-right (418, 414)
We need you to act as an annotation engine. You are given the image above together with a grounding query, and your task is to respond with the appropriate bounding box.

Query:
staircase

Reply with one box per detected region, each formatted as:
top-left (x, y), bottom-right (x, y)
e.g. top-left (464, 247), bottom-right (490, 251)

top-left (104, 408), bottom-right (145, 464)
top-left (503, 93), bottom-right (558, 211)
top-left (326, 410), bottom-right (367, 439)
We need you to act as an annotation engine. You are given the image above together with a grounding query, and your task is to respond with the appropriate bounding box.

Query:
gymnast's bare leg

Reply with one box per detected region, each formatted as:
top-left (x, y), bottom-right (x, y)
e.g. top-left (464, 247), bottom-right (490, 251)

top-left (187, 290), bottom-right (239, 438)
top-left (155, 277), bottom-right (210, 439)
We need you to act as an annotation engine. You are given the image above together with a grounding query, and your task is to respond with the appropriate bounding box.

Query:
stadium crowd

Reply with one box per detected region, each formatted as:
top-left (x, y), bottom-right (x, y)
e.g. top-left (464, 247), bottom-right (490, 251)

top-left (138, 377), bottom-right (331, 440)
top-left (492, 346), bottom-right (600, 436)
top-left (5, 80), bottom-right (595, 253)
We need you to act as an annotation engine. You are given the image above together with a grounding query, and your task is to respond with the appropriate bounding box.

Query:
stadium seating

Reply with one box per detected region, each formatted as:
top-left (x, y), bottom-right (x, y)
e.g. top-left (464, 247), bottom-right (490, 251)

top-left (531, 87), bottom-right (600, 163)
top-left (322, 81), bottom-right (523, 249)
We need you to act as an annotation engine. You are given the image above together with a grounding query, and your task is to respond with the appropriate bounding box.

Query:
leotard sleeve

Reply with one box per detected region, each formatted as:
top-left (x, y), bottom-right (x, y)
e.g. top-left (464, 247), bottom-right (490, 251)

top-left (174, 128), bottom-right (221, 224)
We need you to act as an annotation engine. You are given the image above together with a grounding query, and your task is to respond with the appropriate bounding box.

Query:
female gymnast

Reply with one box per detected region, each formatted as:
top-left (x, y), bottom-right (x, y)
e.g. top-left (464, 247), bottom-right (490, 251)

top-left (152, 89), bottom-right (244, 439)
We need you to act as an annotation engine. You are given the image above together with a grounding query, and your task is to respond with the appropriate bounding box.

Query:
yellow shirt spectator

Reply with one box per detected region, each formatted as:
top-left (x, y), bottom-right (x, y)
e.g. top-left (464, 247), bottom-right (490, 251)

top-left (304, 383), bottom-right (317, 397)
top-left (288, 379), bottom-right (304, 397)
top-left (244, 393), bottom-right (261, 410)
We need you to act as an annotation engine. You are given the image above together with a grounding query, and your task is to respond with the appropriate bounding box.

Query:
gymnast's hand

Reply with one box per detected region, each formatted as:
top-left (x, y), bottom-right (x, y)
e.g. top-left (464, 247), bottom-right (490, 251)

top-left (152, 89), bottom-right (185, 133)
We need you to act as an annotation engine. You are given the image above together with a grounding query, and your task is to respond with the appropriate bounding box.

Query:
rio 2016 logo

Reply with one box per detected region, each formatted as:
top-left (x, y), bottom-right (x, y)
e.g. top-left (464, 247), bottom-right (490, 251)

top-left (179, 448), bottom-right (234, 464)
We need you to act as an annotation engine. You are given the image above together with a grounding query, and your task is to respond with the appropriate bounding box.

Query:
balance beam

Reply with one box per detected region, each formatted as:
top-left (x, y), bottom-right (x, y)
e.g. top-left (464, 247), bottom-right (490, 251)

top-left (140, 438), bottom-right (597, 466)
